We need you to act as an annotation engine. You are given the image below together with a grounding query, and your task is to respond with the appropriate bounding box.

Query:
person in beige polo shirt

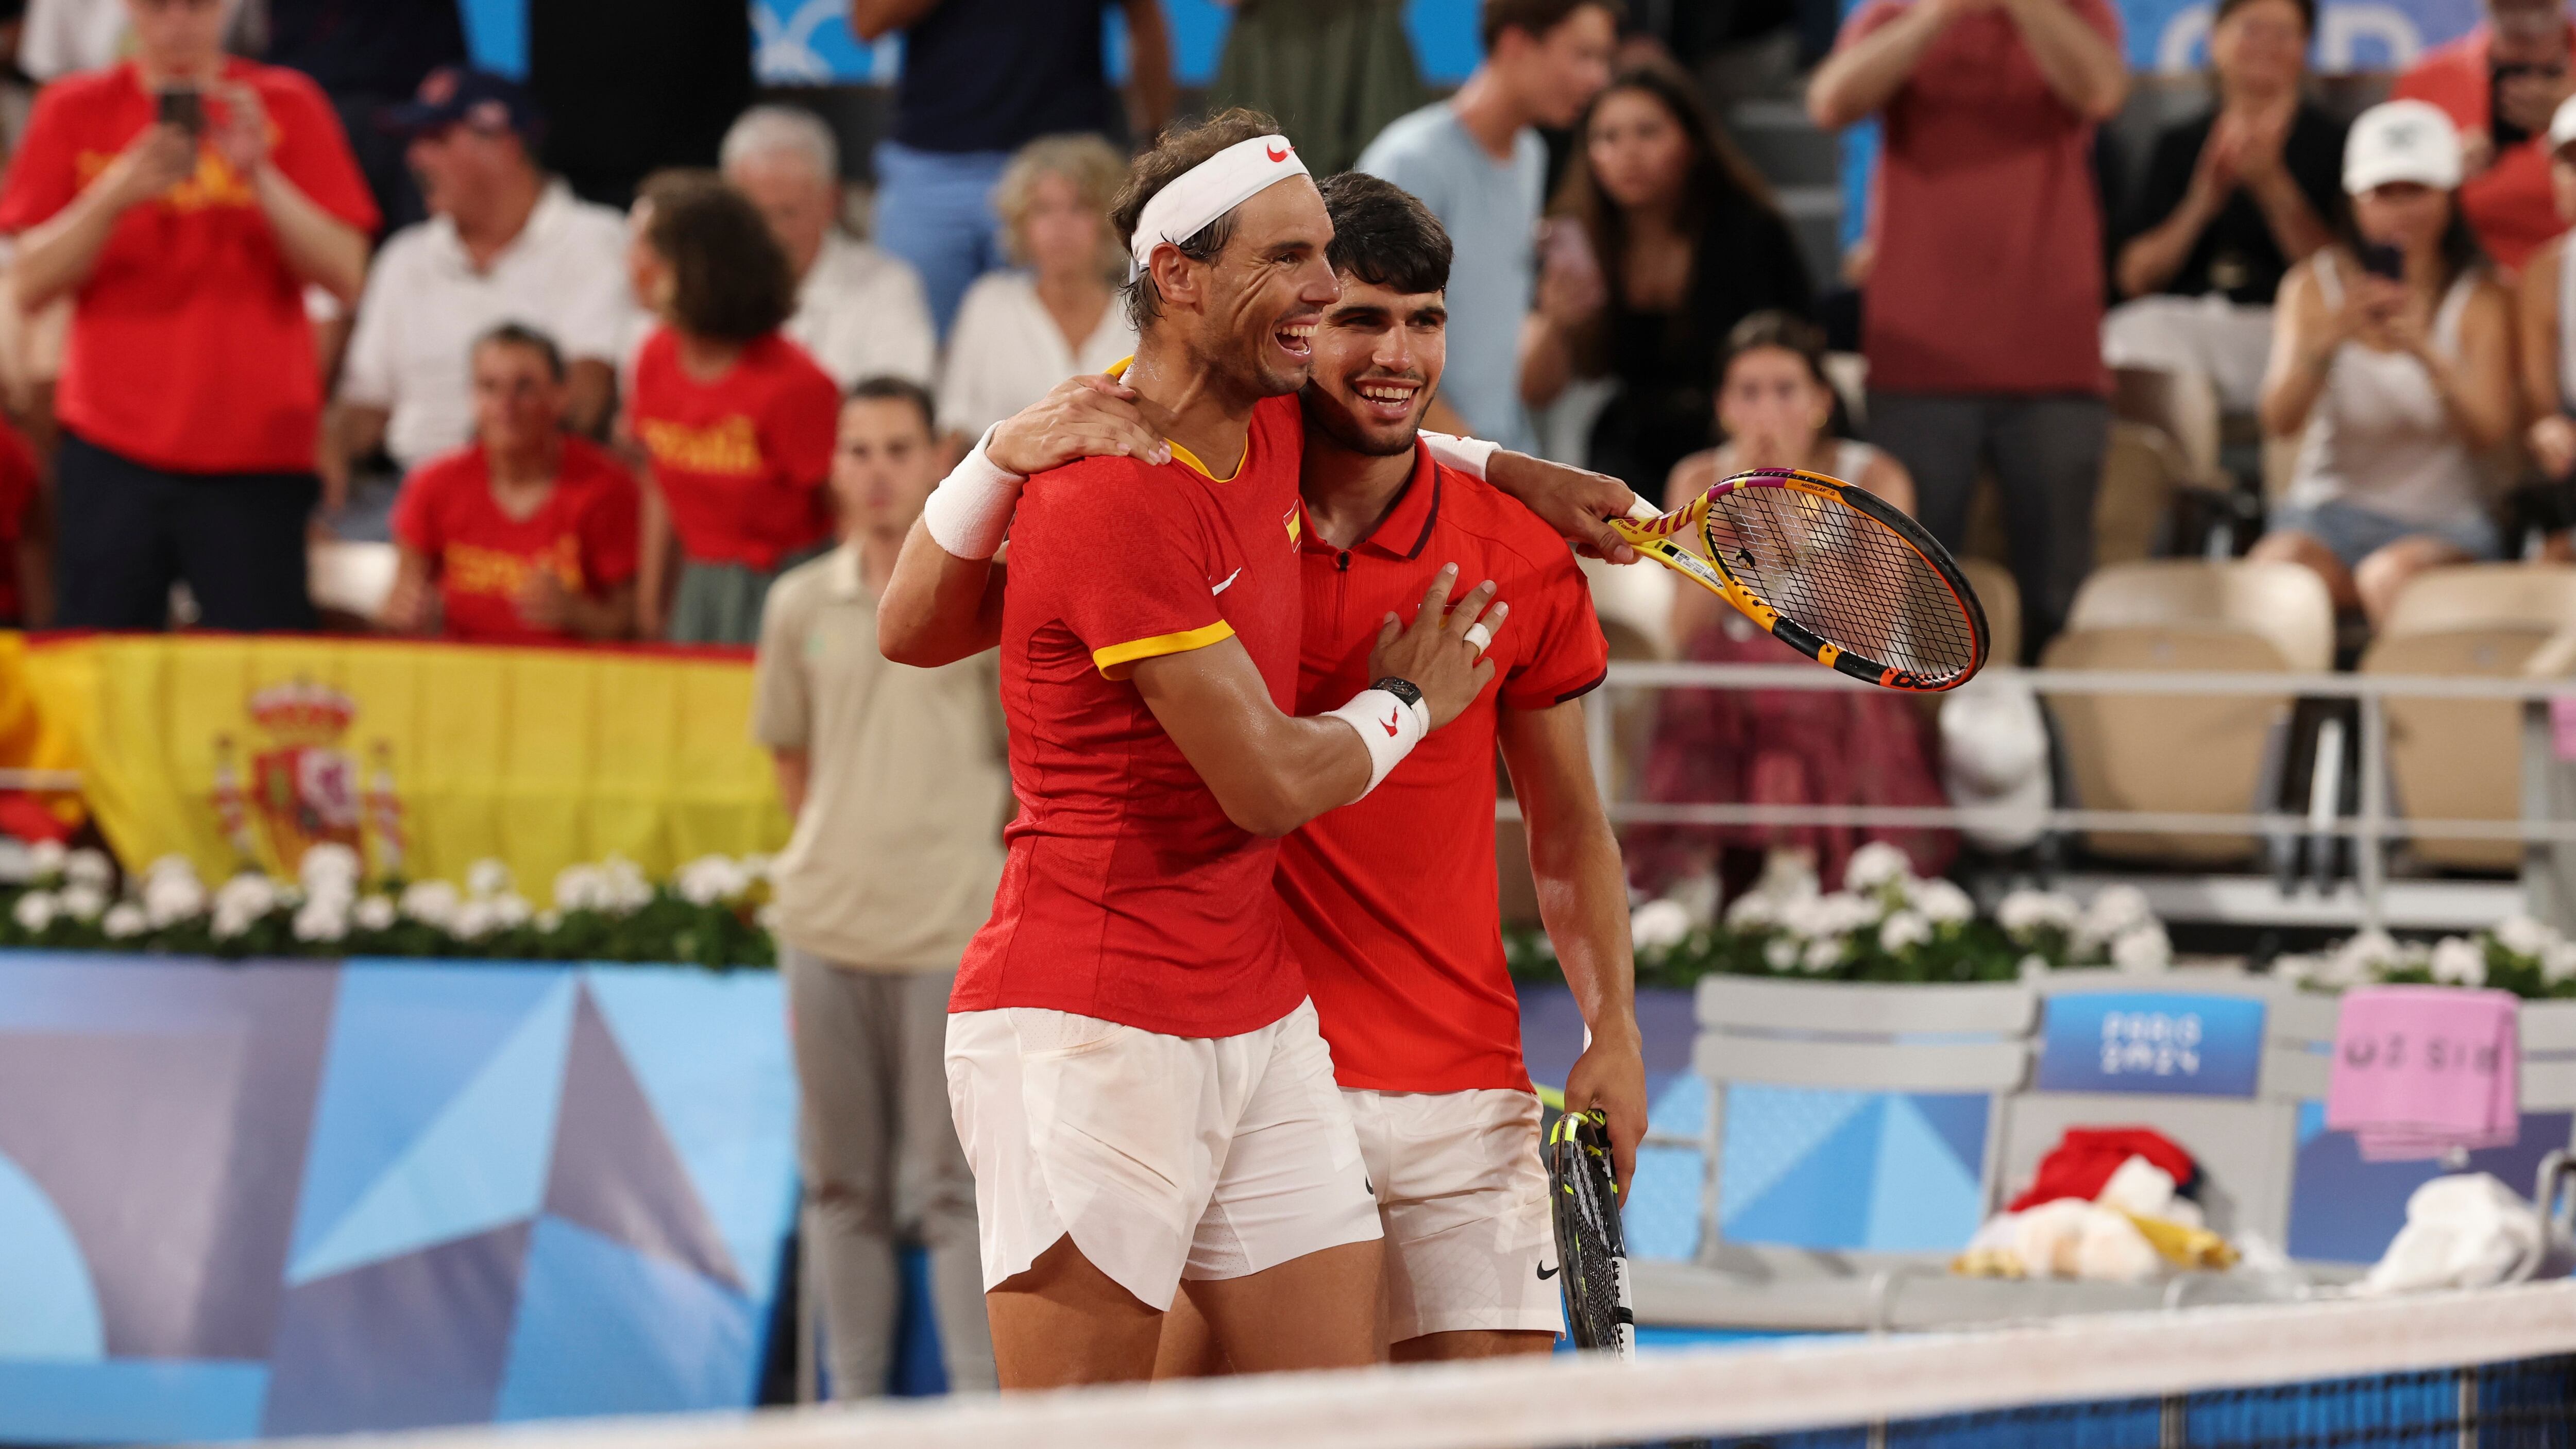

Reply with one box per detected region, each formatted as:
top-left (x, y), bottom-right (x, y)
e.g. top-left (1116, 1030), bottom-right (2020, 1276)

top-left (753, 376), bottom-right (1006, 1395)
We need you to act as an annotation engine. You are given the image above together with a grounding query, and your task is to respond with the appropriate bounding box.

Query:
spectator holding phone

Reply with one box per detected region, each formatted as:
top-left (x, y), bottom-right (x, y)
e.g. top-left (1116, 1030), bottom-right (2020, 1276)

top-left (0, 0), bottom-right (376, 631)
top-left (625, 174), bottom-right (841, 644)
top-left (381, 323), bottom-right (640, 644)
top-left (2393, 0), bottom-right (2576, 275)
top-left (2257, 101), bottom-right (2515, 629)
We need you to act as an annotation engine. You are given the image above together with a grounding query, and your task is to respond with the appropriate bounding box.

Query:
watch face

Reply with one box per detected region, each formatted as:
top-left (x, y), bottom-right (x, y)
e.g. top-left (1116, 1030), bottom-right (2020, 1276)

top-left (1372, 676), bottom-right (1424, 709)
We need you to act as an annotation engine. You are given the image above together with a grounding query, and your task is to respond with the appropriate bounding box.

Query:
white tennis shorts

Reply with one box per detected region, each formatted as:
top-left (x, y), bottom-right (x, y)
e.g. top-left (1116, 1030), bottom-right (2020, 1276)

top-left (944, 998), bottom-right (1381, 1311)
top-left (1344, 1086), bottom-right (1565, 1341)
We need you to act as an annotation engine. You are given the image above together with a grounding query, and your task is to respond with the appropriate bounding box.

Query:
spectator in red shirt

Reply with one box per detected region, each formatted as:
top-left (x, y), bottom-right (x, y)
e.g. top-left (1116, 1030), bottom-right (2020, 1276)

top-left (625, 174), bottom-right (841, 644)
top-left (1807, 0), bottom-right (2128, 657)
top-left (2393, 0), bottom-right (2575, 276)
top-left (0, 0), bottom-right (377, 632)
top-left (382, 322), bottom-right (640, 644)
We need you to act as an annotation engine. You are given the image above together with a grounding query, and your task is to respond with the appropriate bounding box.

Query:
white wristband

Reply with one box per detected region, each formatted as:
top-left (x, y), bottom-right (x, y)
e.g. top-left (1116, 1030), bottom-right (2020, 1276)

top-left (920, 425), bottom-right (1025, 560)
top-left (1323, 686), bottom-right (1432, 797)
top-left (1420, 431), bottom-right (1497, 481)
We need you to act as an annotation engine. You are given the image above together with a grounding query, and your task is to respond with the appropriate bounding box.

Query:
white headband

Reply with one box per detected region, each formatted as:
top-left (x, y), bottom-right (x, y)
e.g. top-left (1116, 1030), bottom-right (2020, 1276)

top-left (1128, 133), bottom-right (1311, 277)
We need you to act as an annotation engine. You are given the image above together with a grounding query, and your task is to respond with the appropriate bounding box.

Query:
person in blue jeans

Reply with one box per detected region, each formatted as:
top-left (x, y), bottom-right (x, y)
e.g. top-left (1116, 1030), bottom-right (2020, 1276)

top-left (852, 0), bottom-right (1173, 338)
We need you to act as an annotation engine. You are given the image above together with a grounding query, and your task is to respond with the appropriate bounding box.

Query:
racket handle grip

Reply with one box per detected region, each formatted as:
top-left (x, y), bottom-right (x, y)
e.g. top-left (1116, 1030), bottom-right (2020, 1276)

top-left (1625, 496), bottom-right (1660, 523)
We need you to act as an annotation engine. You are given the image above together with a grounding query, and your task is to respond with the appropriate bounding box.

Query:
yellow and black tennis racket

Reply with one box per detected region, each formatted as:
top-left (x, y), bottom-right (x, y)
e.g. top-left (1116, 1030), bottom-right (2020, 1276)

top-left (1615, 468), bottom-right (1989, 692)
top-left (1547, 1106), bottom-right (1635, 1358)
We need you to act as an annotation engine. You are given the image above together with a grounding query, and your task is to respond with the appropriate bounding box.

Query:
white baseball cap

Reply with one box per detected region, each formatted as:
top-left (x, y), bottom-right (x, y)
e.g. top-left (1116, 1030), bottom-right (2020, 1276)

top-left (2551, 94), bottom-right (2576, 155)
top-left (2344, 99), bottom-right (2463, 194)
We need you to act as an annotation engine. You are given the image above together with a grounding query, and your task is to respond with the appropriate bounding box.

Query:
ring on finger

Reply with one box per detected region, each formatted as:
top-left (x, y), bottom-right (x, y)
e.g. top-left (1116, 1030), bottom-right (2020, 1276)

top-left (1462, 621), bottom-right (1493, 655)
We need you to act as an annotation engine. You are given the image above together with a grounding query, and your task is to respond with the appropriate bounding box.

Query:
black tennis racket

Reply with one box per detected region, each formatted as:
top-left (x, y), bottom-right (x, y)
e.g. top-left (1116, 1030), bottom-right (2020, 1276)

top-left (1547, 1105), bottom-right (1635, 1358)
top-left (1615, 468), bottom-right (1989, 692)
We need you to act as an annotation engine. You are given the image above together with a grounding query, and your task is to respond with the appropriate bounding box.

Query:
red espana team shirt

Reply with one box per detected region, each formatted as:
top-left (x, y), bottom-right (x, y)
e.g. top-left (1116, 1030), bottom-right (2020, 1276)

top-left (951, 393), bottom-right (1310, 1037)
top-left (390, 436), bottom-right (643, 645)
top-left (627, 327), bottom-right (840, 570)
top-left (0, 60), bottom-right (379, 474)
top-left (1280, 448), bottom-right (1608, 1092)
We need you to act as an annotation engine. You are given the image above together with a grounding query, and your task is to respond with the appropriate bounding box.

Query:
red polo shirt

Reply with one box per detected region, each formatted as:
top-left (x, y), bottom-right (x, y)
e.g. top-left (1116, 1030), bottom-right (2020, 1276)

top-left (1278, 448), bottom-right (1609, 1092)
top-left (2394, 27), bottom-right (2565, 276)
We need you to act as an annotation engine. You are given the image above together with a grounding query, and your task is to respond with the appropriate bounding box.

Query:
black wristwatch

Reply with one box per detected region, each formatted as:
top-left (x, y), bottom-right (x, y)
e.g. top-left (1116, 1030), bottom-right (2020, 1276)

top-left (1371, 676), bottom-right (1424, 712)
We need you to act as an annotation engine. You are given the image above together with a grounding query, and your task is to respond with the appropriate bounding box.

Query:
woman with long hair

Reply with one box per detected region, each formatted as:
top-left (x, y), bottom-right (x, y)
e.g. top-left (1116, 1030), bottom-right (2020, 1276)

top-left (2256, 100), bottom-right (2515, 629)
top-left (1521, 58), bottom-right (1812, 492)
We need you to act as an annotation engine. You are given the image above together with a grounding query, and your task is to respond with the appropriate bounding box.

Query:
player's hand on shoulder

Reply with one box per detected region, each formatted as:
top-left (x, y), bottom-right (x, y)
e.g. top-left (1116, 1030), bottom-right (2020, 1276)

top-left (1367, 562), bottom-right (1506, 730)
top-left (988, 374), bottom-right (1171, 475)
top-left (1485, 452), bottom-right (1642, 565)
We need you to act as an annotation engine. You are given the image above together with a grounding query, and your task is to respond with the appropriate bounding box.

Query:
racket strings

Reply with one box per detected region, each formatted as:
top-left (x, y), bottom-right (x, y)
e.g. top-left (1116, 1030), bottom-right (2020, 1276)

top-left (1710, 488), bottom-right (1978, 678)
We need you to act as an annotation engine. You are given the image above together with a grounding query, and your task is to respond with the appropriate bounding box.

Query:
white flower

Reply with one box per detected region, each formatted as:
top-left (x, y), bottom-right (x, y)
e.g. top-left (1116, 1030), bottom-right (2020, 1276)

top-left (1764, 936), bottom-right (1800, 971)
top-left (1998, 889), bottom-right (2082, 940)
top-left (489, 892), bottom-right (533, 929)
top-left (2546, 941), bottom-right (2576, 986)
top-left (553, 864), bottom-right (608, 913)
top-left (601, 856), bottom-right (653, 913)
top-left (2272, 953), bottom-right (2319, 990)
top-left (1753, 849), bottom-right (1821, 904)
top-left (2018, 953), bottom-right (2053, 981)
top-left (1844, 842), bottom-right (1913, 893)
top-left (63, 848), bottom-right (112, 891)
top-left (56, 882), bottom-right (106, 921)
top-left (753, 901), bottom-right (780, 933)
top-left (1879, 910), bottom-right (1933, 954)
top-left (1725, 893), bottom-right (1780, 931)
top-left (297, 842), bottom-right (363, 895)
top-left (2497, 914), bottom-right (2556, 961)
top-left (465, 858), bottom-right (512, 900)
top-left (2111, 923), bottom-right (2172, 975)
top-left (100, 902), bottom-right (146, 939)
top-left (213, 873), bottom-right (279, 921)
top-left (143, 867), bottom-right (206, 928)
top-left (400, 880), bottom-right (461, 929)
top-left (292, 895), bottom-right (349, 943)
top-left (451, 899), bottom-right (496, 940)
top-left (25, 839), bottom-right (66, 878)
top-left (535, 908), bottom-right (563, 932)
top-left (12, 890), bottom-right (55, 932)
top-left (354, 894), bottom-right (397, 932)
top-left (676, 854), bottom-right (750, 906)
top-left (2431, 936), bottom-right (2488, 988)
top-left (740, 853), bottom-right (774, 882)
top-left (1630, 898), bottom-right (1693, 951)
top-left (1914, 878), bottom-right (1975, 926)
top-left (2080, 885), bottom-right (2154, 947)
top-left (1801, 935), bottom-right (1844, 973)
top-left (2326, 929), bottom-right (2401, 987)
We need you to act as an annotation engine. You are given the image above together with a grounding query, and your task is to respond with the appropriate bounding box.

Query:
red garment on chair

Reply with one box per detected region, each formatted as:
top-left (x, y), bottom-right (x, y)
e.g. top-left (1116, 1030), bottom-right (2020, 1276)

top-left (2007, 1127), bottom-right (2201, 1212)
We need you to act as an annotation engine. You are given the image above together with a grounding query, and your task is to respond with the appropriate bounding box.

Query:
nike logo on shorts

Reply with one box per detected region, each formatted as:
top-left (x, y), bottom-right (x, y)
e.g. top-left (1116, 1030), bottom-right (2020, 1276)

top-left (1537, 1262), bottom-right (1560, 1281)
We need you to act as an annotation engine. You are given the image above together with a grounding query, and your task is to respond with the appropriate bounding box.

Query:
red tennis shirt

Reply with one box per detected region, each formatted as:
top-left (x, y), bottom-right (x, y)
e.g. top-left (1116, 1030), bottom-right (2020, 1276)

top-left (1279, 448), bottom-right (1608, 1093)
top-left (951, 393), bottom-right (1311, 1038)
top-left (628, 327), bottom-right (840, 570)
top-left (391, 436), bottom-right (641, 645)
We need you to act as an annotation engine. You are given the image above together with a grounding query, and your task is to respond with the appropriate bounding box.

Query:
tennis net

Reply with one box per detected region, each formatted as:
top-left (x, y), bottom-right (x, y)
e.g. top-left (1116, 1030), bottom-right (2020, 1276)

top-left (276, 1282), bottom-right (2576, 1449)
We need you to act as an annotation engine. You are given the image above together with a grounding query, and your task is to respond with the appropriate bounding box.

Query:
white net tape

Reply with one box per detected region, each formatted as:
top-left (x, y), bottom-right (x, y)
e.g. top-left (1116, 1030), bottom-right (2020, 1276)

top-left (262, 1282), bottom-right (2576, 1449)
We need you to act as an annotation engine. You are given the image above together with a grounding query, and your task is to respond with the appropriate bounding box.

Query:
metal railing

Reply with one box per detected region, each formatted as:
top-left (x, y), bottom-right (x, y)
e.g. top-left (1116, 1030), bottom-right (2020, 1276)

top-left (1564, 660), bottom-right (2576, 930)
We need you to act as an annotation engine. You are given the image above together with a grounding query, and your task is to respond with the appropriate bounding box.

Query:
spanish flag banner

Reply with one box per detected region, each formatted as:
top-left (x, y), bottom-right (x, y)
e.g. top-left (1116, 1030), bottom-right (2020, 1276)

top-left (11, 634), bottom-right (789, 889)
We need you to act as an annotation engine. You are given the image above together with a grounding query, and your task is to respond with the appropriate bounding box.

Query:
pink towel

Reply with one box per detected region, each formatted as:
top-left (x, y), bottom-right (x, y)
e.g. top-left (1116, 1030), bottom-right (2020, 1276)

top-left (2326, 985), bottom-right (2520, 1163)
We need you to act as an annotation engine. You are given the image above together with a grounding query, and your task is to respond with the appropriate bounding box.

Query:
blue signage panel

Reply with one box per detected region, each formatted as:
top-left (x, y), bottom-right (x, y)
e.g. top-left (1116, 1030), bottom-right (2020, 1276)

top-left (2035, 992), bottom-right (2268, 1098)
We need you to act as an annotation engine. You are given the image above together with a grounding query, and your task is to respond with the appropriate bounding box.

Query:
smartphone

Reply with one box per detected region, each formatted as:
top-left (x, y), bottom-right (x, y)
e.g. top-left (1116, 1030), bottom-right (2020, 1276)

top-left (1539, 217), bottom-right (1601, 288)
top-left (2358, 242), bottom-right (2405, 281)
top-left (157, 87), bottom-right (206, 138)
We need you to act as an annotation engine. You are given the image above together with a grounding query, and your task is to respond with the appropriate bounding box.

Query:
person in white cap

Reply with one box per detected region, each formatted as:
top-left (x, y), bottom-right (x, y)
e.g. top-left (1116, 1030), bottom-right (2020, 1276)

top-left (2514, 95), bottom-right (2576, 485)
top-left (2255, 99), bottom-right (2518, 630)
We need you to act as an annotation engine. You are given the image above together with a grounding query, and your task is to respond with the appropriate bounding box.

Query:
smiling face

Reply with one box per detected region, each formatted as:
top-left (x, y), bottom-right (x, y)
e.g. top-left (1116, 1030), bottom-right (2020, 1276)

top-left (1301, 273), bottom-right (1447, 457)
top-left (1160, 176), bottom-right (1342, 399)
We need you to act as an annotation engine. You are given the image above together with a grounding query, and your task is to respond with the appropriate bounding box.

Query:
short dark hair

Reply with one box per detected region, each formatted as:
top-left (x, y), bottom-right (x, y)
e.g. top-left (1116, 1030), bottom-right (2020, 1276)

top-left (471, 321), bottom-right (565, 381)
top-left (2214, 0), bottom-right (2313, 33)
top-left (1111, 107), bottom-right (1284, 332)
top-left (1480, 0), bottom-right (1624, 53)
top-left (844, 375), bottom-right (937, 436)
top-left (643, 176), bottom-right (799, 343)
top-left (1317, 173), bottom-right (1451, 295)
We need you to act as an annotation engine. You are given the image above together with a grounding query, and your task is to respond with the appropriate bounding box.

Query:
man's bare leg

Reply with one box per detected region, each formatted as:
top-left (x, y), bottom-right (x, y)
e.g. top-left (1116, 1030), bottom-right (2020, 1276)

top-left (984, 1234), bottom-right (1163, 1388)
top-left (1151, 1289), bottom-right (1236, 1378)
top-left (1181, 1240), bottom-right (1383, 1373)
top-left (1390, 1331), bottom-right (1554, 1362)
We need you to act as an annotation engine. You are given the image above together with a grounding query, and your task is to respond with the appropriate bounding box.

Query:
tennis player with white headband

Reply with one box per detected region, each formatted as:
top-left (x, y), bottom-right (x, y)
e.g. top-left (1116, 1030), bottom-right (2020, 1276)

top-left (878, 110), bottom-right (1630, 1391)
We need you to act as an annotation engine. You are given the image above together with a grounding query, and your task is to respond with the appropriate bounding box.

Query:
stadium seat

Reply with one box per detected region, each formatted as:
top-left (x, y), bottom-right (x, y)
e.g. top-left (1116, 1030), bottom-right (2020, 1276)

top-left (2041, 560), bottom-right (2332, 863)
top-left (2361, 564), bottom-right (2576, 873)
top-left (2095, 419), bottom-right (2196, 568)
top-left (2112, 365), bottom-right (2220, 486)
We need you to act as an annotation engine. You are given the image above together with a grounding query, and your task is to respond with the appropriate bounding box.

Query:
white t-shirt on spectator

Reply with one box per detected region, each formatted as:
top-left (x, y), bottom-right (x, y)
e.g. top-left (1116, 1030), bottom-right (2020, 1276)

top-left (21, 0), bottom-right (126, 81)
top-left (787, 231), bottom-right (935, 391)
top-left (341, 179), bottom-right (635, 472)
top-left (936, 270), bottom-right (1136, 441)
